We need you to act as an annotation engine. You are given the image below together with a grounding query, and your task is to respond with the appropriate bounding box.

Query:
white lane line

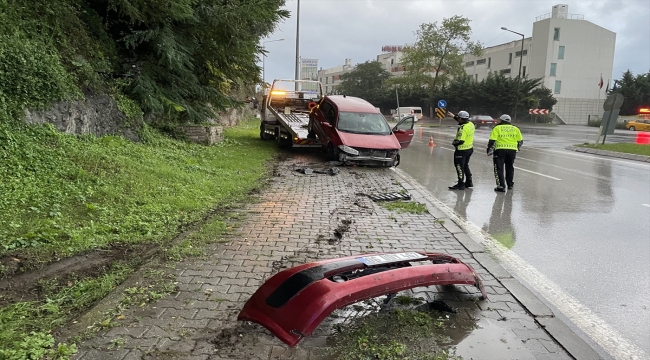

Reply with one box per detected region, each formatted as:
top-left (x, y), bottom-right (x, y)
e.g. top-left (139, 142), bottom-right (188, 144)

top-left (513, 166), bottom-right (562, 180)
top-left (439, 146), bottom-right (562, 180)
top-left (642, 204), bottom-right (650, 208)
top-left (392, 168), bottom-right (648, 360)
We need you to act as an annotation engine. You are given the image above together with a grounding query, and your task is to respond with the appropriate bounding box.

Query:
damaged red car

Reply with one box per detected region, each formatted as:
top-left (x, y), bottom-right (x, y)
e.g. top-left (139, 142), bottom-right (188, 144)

top-left (238, 251), bottom-right (487, 347)
top-left (308, 95), bottom-right (414, 166)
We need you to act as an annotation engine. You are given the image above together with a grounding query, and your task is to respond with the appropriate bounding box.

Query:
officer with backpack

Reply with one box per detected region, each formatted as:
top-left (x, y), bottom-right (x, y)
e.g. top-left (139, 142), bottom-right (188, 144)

top-left (487, 114), bottom-right (523, 192)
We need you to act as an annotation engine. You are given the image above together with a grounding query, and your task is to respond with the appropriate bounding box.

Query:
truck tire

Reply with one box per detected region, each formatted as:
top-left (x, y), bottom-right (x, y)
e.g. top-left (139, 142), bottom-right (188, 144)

top-left (326, 143), bottom-right (339, 161)
top-left (260, 124), bottom-right (274, 140)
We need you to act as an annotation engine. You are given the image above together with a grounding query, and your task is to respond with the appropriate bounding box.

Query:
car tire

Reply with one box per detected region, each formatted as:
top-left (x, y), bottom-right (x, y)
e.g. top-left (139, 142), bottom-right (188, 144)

top-left (326, 143), bottom-right (339, 161)
top-left (393, 153), bottom-right (400, 167)
top-left (629, 126), bottom-right (635, 131)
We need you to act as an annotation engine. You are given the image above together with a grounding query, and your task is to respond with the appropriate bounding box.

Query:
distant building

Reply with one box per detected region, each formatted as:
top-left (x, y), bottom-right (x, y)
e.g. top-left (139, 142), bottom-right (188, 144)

top-left (463, 4), bottom-right (616, 125)
top-left (317, 59), bottom-right (354, 95)
top-left (376, 46), bottom-right (406, 77)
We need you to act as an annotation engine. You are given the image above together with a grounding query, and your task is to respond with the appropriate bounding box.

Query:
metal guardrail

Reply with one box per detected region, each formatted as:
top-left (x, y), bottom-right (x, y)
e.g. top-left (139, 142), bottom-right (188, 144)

top-left (535, 13), bottom-right (584, 21)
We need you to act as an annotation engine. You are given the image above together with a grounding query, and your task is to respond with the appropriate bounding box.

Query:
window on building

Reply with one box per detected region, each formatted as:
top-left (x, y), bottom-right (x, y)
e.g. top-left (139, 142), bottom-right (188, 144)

top-left (325, 86), bottom-right (329, 93)
top-left (390, 59), bottom-right (394, 65)
top-left (476, 59), bottom-right (486, 65)
top-left (488, 57), bottom-right (491, 68)
top-left (554, 28), bottom-right (560, 41)
top-left (475, 74), bottom-right (478, 81)
top-left (558, 46), bottom-right (565, 59)
top-left (331, 76), bottom-right (335, 83)
top-left (554, 80), bottom-right (562, 94)
top-left (550, 63), bottom-right (557, 76)
top-left (500, 69), bottom-right (511, 75)
top-left (523, 66), bottom-right (527, 77)
top-left (515, 50), bottom-right (528, 57)
top-left (325, 77), bottom-right (329, 84)
top-left (508, 53), bottom-right (512, 65)
top-left (465, 61), bottom-right (474, 67)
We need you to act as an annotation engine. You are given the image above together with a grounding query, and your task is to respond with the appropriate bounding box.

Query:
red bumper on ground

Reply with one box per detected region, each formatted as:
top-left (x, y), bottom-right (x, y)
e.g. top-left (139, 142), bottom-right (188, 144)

top-left (237, 251), bottom-right (487, 346)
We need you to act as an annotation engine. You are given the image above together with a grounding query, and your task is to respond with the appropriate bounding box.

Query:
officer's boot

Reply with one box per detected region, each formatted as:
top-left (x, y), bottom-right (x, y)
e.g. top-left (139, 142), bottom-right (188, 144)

top-left (464, 177), bottom-right (473, 188)
top-left (448, 182), bottom-right (465, 190)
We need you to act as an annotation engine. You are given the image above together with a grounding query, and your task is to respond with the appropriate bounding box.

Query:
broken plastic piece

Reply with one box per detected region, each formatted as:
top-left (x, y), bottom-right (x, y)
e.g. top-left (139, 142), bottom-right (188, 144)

top-left (237, 251), bottom-right (486, 346)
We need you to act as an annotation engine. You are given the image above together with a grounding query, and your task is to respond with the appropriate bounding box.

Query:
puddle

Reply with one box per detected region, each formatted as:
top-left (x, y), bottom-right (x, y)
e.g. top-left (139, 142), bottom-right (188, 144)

top-left (453, 319), bottom-right (537, 360)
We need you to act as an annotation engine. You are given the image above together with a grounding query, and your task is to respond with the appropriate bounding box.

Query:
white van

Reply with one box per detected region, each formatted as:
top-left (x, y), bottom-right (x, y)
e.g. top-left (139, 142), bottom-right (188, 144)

top-left (393, 107), bottom-right (423, 121)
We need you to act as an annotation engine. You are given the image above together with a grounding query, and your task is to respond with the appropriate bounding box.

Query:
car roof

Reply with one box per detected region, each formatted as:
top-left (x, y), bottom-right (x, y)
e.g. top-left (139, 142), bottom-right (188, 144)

top-left (327, 95), bottom-right (378, 113)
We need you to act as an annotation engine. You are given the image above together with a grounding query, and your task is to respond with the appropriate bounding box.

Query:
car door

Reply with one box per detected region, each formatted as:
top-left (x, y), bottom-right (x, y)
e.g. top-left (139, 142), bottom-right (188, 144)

top-left (393, 115), bottom-right (415, 149)
top-left (316, 100), bottom-right (338, 143)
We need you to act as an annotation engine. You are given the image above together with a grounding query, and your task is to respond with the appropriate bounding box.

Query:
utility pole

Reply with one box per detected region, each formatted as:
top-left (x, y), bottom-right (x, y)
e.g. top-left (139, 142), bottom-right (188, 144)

top-left (294, 0), bottom-right (300, 91)
top-left (501, 27), bottom-right (525, 122)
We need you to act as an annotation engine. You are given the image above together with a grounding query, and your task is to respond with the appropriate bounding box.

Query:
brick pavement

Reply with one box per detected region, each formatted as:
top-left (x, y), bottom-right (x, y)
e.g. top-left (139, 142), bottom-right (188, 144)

top-left (74, 154), bottom-right (575, 360)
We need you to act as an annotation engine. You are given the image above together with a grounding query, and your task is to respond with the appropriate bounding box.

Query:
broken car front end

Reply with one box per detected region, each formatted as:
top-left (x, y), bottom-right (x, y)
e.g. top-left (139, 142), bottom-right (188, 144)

top-left (337, 145), bottom-right (399, 167)
top-left (238, 251), bottom-right (487, 346)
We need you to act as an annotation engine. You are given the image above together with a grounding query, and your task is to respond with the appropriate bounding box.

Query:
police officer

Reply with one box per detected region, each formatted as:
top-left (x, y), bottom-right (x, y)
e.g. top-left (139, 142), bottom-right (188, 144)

top-left (487, 114), bottom-right (523, 192)
top-left (448, 110), bottom-right (475, 190)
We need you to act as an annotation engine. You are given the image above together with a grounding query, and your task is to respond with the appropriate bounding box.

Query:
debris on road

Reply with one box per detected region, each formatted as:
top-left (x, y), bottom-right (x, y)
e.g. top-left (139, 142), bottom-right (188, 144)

top-left (367, 192), bottom-right (412, 202)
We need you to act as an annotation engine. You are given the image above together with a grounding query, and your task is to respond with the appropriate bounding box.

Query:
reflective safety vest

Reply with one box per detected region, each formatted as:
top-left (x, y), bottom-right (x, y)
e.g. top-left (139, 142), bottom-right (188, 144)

top-left (455, 122), bottom-right (475, 150)
top-left (489, 124), bottom-right (523, 151)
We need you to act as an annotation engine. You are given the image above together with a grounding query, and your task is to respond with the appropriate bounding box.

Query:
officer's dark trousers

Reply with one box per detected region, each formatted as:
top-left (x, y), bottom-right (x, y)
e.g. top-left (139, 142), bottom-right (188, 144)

top-left (493, 149), bottom-right (517, 188)
top-left (453, 148), bottom-right (473, 184)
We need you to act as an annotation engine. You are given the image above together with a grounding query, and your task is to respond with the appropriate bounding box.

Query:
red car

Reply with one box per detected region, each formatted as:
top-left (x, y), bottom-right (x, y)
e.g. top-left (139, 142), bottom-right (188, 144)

top-left (470, 115), bottom-right (498, 128)
top-left (308, 95), bottom-right (414, 167)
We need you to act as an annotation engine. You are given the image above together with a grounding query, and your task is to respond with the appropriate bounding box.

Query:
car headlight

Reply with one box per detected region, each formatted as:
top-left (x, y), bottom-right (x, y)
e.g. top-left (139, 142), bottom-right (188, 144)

top-left (338, 145), bottom-right (359, 156)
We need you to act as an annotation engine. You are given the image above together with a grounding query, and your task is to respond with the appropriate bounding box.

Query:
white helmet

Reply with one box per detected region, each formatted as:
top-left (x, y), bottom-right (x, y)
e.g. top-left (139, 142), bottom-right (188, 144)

top-left (457, 111), bottom-right (470, 119)
top-left (499, 114), bottom-right (512, 122)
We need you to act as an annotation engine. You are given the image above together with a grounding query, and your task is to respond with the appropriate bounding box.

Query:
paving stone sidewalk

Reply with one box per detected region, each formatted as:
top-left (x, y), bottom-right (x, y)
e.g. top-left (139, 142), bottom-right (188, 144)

top-left (73, 154), bottom-right (582, 360)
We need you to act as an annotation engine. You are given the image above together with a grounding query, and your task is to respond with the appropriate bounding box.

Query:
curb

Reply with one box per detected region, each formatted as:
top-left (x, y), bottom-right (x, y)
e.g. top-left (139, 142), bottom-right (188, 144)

top-left (566, 145), bottom-right (650, 162)
top-left (391, 168), bottom-right (604, 360)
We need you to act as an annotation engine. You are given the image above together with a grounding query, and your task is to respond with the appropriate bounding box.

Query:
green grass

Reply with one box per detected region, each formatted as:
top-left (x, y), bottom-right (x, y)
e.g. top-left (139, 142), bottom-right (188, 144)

top-left (0, 118), bottom-right (276, 358)
top-left (0, 118), bottom-right (275, 267)
top-left (577, 143), bottom-right (650, 156)
top-left (324, 308), bottom-right (462, 360)
top-left (381, 201), bottom-right (429, 215)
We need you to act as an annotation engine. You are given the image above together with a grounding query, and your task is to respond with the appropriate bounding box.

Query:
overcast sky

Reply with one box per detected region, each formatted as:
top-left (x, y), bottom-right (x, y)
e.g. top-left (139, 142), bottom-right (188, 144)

top-left (260, 0), bottom-right (650, 84)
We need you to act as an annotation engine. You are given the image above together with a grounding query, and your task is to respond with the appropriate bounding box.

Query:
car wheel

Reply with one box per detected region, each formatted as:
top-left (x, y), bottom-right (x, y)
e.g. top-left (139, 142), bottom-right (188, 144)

top-left (393, 153), bottom-right (401, 167)
top-left (629, 126), bottom-right (635, 131)
top-left (326, 143), bottom-right (339, 161)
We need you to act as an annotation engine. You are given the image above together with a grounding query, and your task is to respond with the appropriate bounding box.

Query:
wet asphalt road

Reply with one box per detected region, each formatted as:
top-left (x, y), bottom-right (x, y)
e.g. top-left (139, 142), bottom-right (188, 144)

top-left (398, 124), bottom-right (650, 358)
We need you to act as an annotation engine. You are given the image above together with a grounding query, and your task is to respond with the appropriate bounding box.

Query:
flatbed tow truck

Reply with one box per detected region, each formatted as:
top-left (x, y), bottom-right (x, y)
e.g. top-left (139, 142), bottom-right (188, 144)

top-left (260, 79), bottom-right (323, 149)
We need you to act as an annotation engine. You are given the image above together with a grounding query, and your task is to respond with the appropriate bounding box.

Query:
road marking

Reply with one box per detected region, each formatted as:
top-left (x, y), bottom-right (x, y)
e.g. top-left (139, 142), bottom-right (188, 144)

top-left (513, 166), bottom-right (562, 180)
top-left (391, 168), bottom-right (649, 360)
top-left (643, 204), bottom-right (650, 208)
top-left (438, 146), bottom-right (562, 180)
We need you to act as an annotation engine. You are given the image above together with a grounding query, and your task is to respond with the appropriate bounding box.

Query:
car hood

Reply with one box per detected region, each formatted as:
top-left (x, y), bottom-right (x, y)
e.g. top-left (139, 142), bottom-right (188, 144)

top-left (337, 131), bottom-right (400, 149)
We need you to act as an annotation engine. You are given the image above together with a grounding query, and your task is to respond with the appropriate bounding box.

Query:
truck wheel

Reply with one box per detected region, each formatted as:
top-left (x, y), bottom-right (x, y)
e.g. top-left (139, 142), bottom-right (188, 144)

top-left (260, 124), bottom-right (273, 140)
top-left (326, 143), bottom-right (339, 161)
top-left (278, 136), bottom-right (293, 149)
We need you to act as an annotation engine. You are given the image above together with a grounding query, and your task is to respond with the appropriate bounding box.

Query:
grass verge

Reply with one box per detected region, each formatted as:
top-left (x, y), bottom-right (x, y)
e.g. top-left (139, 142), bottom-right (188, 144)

top-left (0, 118), bottom-right (276, 359)
top-left (576, 143), bottom-right (650, 156)
top-left (381, 201), bottom-right (429, 215)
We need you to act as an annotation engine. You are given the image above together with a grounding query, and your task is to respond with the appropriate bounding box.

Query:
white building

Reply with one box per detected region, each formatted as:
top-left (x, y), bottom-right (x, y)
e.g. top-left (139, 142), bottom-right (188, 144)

top-left (317, 58), bottom-right (354, 95)
top-left (376, 47), bottom-right (406, 77)
top-left (463, 4), bottom-right (616, 125)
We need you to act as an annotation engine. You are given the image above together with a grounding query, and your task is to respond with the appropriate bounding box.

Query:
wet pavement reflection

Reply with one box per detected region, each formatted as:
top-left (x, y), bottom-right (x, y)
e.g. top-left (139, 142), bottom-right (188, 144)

top-left (399, 126), bottom-right (650, 356)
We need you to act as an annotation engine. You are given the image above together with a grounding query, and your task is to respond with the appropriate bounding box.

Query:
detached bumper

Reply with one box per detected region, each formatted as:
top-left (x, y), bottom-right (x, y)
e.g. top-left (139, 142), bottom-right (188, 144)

top-left (237, 251), bottom-right (487, 347)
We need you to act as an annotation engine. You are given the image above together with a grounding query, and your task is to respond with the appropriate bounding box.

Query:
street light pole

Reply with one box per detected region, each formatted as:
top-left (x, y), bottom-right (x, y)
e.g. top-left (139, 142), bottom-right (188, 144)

top-left (262, 39), bottom-right (284, 89)
top-left (501, 27), bottom-right (525, 122)
top-left (294, 0), bottom-right (301, 91)
top-left (501, 27), bottom-right (525, 81)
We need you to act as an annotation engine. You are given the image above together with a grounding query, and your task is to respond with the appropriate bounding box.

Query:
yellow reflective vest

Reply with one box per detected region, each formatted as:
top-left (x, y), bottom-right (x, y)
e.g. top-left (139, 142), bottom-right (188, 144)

top-left (455, 122), bottom-right (475, 150)
top-left (489, 124), bottom-right (523, 151)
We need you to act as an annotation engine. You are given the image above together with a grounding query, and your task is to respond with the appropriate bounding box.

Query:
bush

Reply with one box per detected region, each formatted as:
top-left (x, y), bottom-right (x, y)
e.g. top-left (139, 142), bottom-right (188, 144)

top-left (587, 118), bottom-right (628, 129)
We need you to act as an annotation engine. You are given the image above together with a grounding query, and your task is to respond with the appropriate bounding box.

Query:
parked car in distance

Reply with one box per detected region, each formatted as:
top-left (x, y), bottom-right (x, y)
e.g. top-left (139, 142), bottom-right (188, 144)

top-left (308, 95), bottom-right (415, 167)
top-left (392, 107), bottom-right (422, 121)
top-left (470, 115), bottom-right (498, 128)
top-left (625, 119), bottom-right (650, 131)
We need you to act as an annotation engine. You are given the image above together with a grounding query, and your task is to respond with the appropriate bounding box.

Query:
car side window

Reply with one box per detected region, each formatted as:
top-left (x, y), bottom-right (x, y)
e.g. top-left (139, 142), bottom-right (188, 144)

top-left (321, 101), bottom-right (336, 125)
top-left (396, 116), bottom-right (414, 131)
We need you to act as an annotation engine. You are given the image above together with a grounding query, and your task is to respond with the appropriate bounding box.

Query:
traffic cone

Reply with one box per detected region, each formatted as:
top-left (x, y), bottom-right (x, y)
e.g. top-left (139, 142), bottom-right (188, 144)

top-left (428, 136), bottom-right (435, 147)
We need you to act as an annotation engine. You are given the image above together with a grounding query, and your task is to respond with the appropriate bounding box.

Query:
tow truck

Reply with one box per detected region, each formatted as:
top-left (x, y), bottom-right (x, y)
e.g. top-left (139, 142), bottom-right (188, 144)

top-left (260, 79), bottom-right (324, 149)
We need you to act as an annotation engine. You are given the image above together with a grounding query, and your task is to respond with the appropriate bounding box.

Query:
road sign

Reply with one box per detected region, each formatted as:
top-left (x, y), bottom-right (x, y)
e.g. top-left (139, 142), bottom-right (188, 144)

top-left (435, 107), bottom-right (446, 118)
top-left (437, 100), bottom-right (447, 108)
top-left (603, 93), bottom-right (624, 111)
top-left (529, 109), bottom-right (549, 115)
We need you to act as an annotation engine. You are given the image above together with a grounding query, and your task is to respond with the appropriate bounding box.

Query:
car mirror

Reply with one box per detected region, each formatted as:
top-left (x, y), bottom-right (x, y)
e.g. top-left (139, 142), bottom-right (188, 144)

top-left (321, 122), bottom-right (332, 128)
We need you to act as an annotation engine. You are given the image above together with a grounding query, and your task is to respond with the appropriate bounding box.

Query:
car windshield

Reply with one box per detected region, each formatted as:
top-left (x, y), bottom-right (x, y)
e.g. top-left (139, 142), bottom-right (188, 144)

top-left (476, 115), bottom-right (493, 120)
top-left (337, 112), bottom-right (391, 135)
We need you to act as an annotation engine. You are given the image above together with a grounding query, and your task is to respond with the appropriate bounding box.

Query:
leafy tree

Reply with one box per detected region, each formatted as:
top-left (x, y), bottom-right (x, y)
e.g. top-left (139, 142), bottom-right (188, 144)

top-left (337, 61), bottom-right (392, 108)
top-left (609, 70), bottom-right (650, 115)
top-left (399, 15), bottom-right (482, 96)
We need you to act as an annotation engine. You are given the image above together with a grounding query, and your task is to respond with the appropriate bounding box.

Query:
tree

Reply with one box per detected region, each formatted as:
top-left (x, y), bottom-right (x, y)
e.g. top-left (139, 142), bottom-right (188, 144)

top-left (399, 15), bottom-right (482, 97)
top-left (337, 61), bottom-right (392, 107)
top-left (610, 70), bottom-right (650, 115)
